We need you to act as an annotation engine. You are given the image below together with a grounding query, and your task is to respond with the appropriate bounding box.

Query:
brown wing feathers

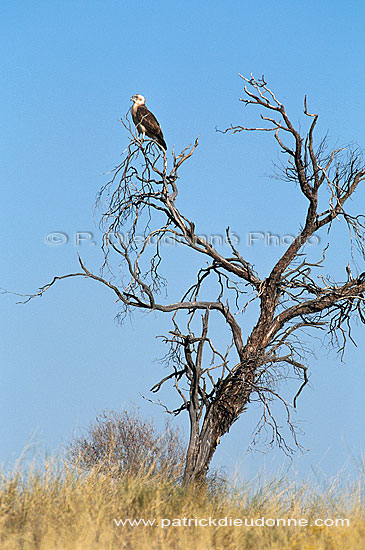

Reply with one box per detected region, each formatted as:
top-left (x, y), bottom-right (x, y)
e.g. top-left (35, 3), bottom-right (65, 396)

top-left (134, 104), bottom-right (167, 150)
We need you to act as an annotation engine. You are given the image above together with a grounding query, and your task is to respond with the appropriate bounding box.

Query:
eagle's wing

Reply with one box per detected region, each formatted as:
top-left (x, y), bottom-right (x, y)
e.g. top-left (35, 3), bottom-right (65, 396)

top-left (136, 105), bottom-right (162, 136)
top-left (133, 104), bottom-right (167, 150)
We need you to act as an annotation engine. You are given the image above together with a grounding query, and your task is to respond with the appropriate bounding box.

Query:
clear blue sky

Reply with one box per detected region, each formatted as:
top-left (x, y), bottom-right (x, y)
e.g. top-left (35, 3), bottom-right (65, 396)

top-left (1, 1), bottom-right (365, 480)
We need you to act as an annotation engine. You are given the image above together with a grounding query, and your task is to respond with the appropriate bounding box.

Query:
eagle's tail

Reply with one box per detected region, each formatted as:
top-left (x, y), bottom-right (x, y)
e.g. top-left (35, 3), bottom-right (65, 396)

top-left (156, 136), bottom-right (167, 151)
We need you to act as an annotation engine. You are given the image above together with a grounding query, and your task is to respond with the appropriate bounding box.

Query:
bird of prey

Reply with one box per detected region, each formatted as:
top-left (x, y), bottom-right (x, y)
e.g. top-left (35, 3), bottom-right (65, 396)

top-left (130, 94), bottom-right (167, 151)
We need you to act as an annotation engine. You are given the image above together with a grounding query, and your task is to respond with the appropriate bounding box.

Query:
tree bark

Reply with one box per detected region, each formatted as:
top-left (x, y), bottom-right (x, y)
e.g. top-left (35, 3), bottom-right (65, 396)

top-left (183, 364), bottom-right (256, 484)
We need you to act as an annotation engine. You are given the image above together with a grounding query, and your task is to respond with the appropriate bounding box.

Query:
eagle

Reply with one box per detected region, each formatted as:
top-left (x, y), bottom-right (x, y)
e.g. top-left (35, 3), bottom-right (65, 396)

top-left (130, 94), bottom-right (167, 151)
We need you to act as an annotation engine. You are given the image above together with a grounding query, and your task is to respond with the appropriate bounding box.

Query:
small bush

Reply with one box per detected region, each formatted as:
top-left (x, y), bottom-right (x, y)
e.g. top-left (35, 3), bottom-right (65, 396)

top-left (66, 408), bottom-right (185, 480)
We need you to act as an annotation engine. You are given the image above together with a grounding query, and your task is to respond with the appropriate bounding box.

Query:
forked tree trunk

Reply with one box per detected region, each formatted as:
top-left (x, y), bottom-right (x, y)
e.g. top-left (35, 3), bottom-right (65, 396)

top-left (182, 368), bottom-right (254, 484)
top-left (182, 411), bottom-right (222, 485)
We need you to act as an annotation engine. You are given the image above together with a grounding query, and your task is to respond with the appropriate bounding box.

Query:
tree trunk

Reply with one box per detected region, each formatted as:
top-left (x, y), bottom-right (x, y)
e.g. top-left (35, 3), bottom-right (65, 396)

top-left (182, 367), bottom-right (255, 484)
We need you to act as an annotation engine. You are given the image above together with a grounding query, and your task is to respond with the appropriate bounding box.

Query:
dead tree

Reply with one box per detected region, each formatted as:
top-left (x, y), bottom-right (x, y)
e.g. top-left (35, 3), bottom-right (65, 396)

top-left (24, 75), bottom-right (365, 484)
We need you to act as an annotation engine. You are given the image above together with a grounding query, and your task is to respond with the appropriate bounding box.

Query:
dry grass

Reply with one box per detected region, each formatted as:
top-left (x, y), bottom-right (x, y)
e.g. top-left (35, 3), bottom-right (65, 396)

top-left (0, 456), bottom-right (363, 550)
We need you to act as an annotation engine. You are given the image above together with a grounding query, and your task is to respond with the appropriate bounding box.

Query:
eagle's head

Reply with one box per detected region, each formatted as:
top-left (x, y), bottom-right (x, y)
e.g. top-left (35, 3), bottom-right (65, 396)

top-left (130, 94), bottom-right (146, 105)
